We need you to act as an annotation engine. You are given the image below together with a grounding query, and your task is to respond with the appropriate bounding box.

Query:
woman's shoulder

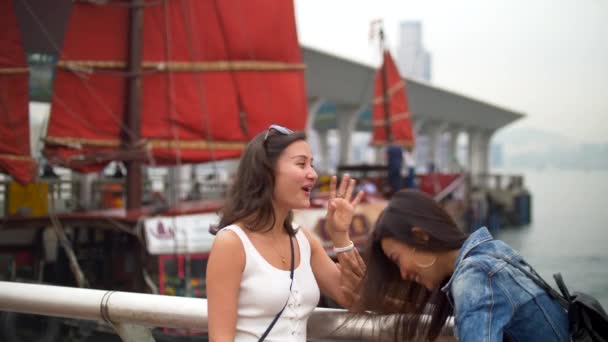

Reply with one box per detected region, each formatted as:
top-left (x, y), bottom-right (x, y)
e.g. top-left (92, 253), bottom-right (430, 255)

top-left (451, 255), bottom-right (498, 291)
top-left (213, 224), bottom-right (247, 251)
top-left (454, 257), bottom-right (491, 279)
top-left (452, 246), bottom-right (523, 291)
top-left (463, 239), bottom-right (520, 270)
top-left (296, 225), bottom-right (326, 259)
top-left (220, 223), bottom-right (245, 234)
top-left (295, 223), bottom-right (309, 237)
top-left (208, 225), bottom-right (246, 273)
top-left (450, 258), bottom-right (501, 307)
top-left (296, 224), bottom-right (319, 243)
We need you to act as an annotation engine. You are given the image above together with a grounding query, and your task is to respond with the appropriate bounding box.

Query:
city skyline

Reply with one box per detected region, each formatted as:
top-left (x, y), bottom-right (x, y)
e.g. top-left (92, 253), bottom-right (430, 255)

top-left (396, 21), bottom-right (432, 82)
top-left (294, 0), bottom-right (608, 144)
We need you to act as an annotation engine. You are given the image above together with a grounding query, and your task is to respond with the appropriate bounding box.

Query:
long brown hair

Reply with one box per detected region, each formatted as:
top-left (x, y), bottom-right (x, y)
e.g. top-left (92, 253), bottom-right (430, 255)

top-left (354, 190), bottom-right (468, 341)
top-left (215, 128), bottom-right (307, 236)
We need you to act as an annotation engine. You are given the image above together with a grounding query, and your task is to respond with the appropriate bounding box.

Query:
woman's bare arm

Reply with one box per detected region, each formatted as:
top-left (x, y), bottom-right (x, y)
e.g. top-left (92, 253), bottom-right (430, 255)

top-left (206, 230), bottom-right (244, 342)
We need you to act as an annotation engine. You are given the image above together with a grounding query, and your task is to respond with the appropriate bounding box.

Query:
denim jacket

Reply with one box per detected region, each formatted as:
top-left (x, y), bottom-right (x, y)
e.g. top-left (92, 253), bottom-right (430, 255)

top-left (441, 227), bottom-right (569, 342)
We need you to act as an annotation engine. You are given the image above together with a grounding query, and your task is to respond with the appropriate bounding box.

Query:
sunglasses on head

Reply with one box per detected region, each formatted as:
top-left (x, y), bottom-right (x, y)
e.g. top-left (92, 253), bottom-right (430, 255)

top-left (264, 124), bottom-right (293, 141)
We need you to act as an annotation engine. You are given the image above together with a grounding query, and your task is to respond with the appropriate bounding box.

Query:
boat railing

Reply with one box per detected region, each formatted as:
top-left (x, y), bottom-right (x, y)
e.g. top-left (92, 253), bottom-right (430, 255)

top-left (467, 173), bottom-right (532, 228)
top-left (0, 281), bottom-right (454, 341)
top-left (434, 173), bottom-right (467, 203)
top-left (0, 172), bottom-right (230, 216)
top-left (473, 173), bottom-right (526, 192)
top-left (0, 176), bottom-right (79, 215)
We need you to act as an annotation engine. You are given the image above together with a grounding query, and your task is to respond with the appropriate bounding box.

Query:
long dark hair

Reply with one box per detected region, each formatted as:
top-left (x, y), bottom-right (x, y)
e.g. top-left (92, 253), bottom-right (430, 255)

top-left (215, 128), bottom-right (307, 236)
top-left (353, 190), bottom-right (468, 341)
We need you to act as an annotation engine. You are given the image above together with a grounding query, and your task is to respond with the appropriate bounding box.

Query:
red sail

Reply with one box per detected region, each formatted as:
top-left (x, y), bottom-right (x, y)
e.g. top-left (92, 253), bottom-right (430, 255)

top-left (0, 0), bottom-right (36, 184)
top-left (45, 0), bottom-right (307, 171)
top-left (371, 50), bottom-right (415, 148)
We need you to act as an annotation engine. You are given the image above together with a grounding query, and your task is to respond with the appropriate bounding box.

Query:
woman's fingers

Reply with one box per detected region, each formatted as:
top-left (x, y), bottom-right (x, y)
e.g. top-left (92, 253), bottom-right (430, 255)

top-left (336, 174), bottom-right (350, 198)
top-left (351, 190), bottom-right (364, 207)
top-left (326, 200), bottom-right (336, 218)
top-left (329, 175), bottom-right (337, 199)
top-left (338, 250), bottom-right (365, 279)
top-left (355, 249), bottom-right (367, 273)
top-left (331, 174), bottom-right (361, 203)
top-left (340, 247), bottom-right (366, 275)
top-left (341, 285), bottom-right (360, 308)
top-left (344, 178), bottom-right (356, 201)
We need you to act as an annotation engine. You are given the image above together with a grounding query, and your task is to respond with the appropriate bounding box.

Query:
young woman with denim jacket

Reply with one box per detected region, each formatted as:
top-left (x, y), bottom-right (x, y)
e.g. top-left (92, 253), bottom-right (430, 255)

top-left (332, 190), bottom-right (569, 341)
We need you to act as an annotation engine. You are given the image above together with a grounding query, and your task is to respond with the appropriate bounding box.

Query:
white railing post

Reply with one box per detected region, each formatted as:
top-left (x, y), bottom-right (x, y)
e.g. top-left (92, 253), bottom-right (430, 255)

top-left (113, 323), bottom-right (155, 342)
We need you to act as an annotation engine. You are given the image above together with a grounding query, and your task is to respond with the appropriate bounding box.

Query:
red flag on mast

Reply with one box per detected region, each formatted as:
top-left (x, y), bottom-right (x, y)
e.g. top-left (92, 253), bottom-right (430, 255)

top-left (371, 50), bottom-right (415, 149)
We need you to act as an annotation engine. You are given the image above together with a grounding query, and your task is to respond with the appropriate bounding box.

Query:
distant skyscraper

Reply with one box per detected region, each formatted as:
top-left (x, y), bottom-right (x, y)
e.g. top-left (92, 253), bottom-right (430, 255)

top-left (396, 21), bottom-right (431, 82)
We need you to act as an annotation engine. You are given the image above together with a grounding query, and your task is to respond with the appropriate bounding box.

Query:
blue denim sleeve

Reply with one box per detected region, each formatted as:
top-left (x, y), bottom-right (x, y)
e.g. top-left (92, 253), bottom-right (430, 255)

top-left (451, 260), bottom-right (513, 342)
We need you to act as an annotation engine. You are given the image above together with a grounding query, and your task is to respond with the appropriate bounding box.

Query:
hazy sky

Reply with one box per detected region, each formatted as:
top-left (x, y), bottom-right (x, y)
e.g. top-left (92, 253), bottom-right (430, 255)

top-left (294, 0), bottom-right (608, 143)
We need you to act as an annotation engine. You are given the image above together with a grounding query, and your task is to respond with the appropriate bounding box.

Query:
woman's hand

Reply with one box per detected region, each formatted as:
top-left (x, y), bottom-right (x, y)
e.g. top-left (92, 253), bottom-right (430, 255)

top-left (325, 174), bottom-right (364, 246)
top-left (337, 248), bottom-right (366, 308)
top-left (312, 174), bottom-right (366, 310)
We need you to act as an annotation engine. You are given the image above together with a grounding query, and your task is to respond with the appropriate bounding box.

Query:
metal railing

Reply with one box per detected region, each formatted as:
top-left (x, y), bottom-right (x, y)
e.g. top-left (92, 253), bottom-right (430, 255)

top-left (434, 173), bottom-right (467, 203)
top-left (0, 281), bottom-right (453, 341)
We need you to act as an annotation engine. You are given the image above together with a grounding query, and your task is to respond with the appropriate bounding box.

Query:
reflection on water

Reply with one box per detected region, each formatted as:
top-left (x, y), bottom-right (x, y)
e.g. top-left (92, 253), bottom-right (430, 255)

top-left (493, 169), bottom-right (608, 306)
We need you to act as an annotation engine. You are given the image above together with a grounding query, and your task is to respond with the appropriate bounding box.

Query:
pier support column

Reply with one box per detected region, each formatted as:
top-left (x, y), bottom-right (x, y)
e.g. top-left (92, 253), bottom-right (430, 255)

top-left (336, 105), bottom-right (365, 166)
top-left (428, 121), bottom-right (449, 172)
top-left (306, 98), bottom-right (326, 172)
top-left (410, 119), bottom-right (427, 170)
top-left (479, 130), bottom-right (493, 175)
top-left (306, 97), bottom-right (325, 133)
top-left (373, 146), bottom-right (384, 164)
top-left (306, 97), bottom-right (325, 147)
top-left (317, 129), bottom-right (330, 174)
top-left (467, 129), bottom-right (479, 180)
top-left (448, 127), bottom-right (461, 172)
top-left (413, 119), bottom-right (426, 138)
top-left (467, 129), bottom-right (493, 185)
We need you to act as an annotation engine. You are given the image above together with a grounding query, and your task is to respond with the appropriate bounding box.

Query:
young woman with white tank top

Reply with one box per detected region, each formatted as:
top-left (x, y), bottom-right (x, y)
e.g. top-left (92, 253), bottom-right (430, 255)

top-left (207, 126), bottom-right (366, 341)
top-left (219, 224), bottom-right (318, 340)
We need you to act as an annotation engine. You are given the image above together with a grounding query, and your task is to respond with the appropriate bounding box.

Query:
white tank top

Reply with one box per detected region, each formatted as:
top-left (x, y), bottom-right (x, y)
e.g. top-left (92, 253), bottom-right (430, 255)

top-left (220, 224), bottom-right (320, 341)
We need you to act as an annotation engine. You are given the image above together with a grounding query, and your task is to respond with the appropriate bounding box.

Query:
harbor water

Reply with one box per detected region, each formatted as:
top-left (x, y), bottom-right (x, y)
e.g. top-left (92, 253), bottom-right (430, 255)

top-left (493, 169), bottom-right (608, 306)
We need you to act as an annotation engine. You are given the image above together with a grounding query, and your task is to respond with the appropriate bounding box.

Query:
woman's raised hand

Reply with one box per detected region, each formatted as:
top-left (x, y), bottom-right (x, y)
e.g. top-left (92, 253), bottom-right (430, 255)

top-left (326, 174), bottom-right (364, 242)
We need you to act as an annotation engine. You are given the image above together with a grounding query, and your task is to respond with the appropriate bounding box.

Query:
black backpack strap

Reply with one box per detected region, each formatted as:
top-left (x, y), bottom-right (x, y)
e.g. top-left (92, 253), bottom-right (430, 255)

top-left (258, 235), bottom-right (295, 341)
top-left (491, 254), bottom-right (570, 309)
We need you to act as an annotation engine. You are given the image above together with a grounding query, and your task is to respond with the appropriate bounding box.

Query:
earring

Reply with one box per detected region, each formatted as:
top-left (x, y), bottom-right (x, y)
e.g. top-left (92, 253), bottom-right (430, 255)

top-left (412, 248), bottom-right (436, 268)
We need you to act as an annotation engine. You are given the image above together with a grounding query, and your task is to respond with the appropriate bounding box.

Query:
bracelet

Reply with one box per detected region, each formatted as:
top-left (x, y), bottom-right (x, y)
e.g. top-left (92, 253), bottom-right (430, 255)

top-left (333, 241), bottom-right (354, 254)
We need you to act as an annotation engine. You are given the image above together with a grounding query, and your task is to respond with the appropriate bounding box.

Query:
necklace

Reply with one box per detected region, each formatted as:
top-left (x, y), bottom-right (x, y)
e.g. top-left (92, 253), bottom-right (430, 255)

top-left (270, 233), bottom-right (289, 265)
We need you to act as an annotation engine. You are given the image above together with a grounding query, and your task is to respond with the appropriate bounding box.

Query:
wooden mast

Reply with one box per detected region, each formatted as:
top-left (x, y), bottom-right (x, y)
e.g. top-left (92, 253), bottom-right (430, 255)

top-left (378, 25), bottom-right (393, 144)
top-left (125, 0), bottom-right (143, 210)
